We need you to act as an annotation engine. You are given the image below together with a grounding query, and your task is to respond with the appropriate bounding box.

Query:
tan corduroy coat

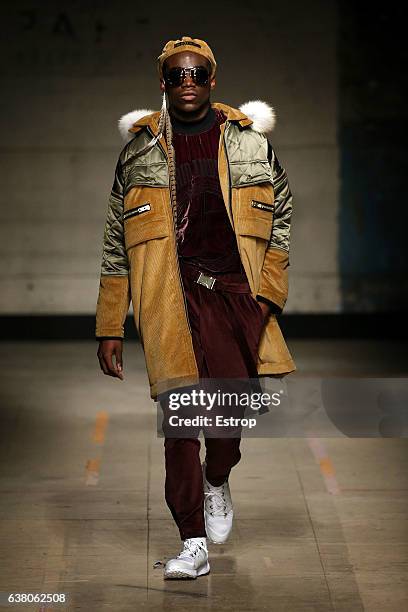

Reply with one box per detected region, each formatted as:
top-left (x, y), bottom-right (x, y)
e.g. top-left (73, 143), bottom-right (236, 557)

top-left (95, 101), bottom-right (296, 400)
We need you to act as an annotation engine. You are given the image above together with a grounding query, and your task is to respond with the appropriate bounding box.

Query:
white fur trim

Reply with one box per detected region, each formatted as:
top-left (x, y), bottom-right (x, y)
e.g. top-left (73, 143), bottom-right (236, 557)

top-left (118, 109), bottom-right (155, 143)
top-left (238, 100), bottom-right (276, 134)
top-left (117, 100), bottom-right (276, 141)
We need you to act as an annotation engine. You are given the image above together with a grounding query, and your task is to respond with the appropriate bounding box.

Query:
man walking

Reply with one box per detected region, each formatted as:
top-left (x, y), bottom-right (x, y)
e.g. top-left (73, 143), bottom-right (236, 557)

top-left (96, 36), bottom-right (295, 579)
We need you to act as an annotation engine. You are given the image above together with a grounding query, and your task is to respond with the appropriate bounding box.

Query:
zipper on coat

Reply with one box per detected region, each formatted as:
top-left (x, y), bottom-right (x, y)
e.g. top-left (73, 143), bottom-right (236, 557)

top-left (251, 200), bottom-right (275, 212)
top-left (149, 127), bottom-right (193, 336)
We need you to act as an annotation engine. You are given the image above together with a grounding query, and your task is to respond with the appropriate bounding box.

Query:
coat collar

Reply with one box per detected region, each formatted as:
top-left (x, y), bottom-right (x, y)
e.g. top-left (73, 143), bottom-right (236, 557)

top-left (118, 100), bottom-right (276, 142)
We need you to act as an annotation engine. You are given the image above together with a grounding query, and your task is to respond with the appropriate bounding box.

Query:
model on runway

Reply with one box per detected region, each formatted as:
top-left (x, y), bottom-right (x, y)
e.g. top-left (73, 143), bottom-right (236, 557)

top-left (96, 35), bottom-right (295, 579)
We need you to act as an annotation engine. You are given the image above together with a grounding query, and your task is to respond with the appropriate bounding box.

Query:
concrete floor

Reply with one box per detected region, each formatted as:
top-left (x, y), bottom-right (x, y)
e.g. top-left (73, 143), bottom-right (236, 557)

top-left (0, 339), bottom-right (407, 611)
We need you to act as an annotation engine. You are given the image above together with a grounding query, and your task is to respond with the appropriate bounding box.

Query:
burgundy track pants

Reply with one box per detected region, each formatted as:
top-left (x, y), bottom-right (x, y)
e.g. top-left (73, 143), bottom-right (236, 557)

top-left (159, 260), bottom-right (265, 540)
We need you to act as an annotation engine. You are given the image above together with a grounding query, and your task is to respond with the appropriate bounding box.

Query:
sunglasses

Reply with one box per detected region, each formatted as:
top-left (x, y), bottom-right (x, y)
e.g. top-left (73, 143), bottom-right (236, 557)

top-left (163, 66), bottom-right (210, 88)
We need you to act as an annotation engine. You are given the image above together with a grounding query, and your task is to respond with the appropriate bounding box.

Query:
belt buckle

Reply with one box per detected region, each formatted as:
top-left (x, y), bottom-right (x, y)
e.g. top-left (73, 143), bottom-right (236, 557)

top-left (196, 271), bottom-right (216, 290)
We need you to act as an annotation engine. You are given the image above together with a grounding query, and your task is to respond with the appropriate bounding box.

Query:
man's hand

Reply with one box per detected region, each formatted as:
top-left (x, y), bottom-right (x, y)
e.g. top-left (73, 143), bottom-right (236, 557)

top-left (97, 339), bottom-right (124, 380)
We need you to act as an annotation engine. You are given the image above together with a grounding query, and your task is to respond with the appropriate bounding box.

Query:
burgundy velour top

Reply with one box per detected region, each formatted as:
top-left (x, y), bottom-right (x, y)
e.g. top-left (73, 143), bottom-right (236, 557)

top-left (170, 106), bottom-right (246, 276)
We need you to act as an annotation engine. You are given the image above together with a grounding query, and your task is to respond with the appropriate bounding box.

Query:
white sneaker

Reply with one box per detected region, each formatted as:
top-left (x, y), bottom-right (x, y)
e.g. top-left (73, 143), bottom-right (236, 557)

top-left (164, 537), bottom-right (210, 579)
top-left (202, 462), bottom-right (234, 544)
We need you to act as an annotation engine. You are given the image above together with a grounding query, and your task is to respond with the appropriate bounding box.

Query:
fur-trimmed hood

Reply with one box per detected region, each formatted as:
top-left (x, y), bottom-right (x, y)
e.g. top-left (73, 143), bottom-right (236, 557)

top-left (118, 100), bottom-right (276, 143)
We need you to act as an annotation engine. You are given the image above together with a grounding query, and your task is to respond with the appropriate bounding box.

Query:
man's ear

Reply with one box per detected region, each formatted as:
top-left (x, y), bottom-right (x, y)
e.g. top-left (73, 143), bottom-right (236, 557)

top-left (159, 79), bottom-right (166, 93)
top-left (210, 77), bottom-right (216, 90)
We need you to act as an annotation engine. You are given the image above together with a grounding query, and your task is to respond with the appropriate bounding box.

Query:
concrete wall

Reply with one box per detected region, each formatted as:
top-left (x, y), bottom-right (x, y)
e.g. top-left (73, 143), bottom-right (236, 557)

top-left (0, 0), bottom-right (339, 314)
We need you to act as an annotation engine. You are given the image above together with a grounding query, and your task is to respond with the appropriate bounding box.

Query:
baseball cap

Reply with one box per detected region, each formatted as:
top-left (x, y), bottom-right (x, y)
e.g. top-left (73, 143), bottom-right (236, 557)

top-left (157, 36), bottom-right (217, 79)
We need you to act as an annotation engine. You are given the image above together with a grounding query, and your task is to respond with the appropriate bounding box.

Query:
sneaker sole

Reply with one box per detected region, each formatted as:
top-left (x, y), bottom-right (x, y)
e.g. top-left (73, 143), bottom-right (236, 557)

top-left (164, 562), bottom-right (210, 580)
top-left (208, 537), bottom-right (229, 544)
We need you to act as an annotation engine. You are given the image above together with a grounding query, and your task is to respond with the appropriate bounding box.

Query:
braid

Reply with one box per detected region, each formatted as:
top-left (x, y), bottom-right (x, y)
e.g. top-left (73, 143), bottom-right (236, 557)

top-left (164, 104), bottom-right (178, 230)
top-left (128, 91), bottom-right (178, 231)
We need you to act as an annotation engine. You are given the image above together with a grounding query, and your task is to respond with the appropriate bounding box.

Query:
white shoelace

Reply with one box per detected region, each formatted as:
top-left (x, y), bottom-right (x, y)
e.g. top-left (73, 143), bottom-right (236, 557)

top-left (178, 539), bottom-right (205, 559)
top-left (204, 489), bottom-right (229, 517)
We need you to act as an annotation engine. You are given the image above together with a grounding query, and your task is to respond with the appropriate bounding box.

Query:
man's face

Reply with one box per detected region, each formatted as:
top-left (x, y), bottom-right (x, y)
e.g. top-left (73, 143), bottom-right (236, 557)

top-left (160, 51), bottom-right (216, 114)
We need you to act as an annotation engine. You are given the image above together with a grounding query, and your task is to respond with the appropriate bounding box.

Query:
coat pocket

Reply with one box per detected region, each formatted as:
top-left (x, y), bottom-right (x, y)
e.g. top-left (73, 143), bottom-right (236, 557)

top-left (234, 185), bottom-right (275, 241)
top-left (124, 199), bottom-right (170, 250)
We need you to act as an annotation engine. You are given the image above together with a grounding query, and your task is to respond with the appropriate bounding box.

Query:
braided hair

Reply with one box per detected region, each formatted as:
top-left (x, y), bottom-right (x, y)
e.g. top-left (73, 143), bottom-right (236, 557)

top-left (131, 91), bottom-right (178, 230)
top-left (163, 96), bottom-right (178, 231)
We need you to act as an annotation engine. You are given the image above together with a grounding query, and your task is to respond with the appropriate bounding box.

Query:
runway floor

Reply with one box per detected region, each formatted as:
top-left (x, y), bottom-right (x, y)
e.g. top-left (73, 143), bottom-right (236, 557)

top-left (0, 339), bottom-right (407, 611)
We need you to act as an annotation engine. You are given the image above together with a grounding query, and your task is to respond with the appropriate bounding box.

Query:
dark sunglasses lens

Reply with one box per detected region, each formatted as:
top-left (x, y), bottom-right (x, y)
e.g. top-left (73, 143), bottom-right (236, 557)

top-left (165, 68), bottom-right (183, 87)
top-left (193, 67), bottom-right (209, 85)
top-left (164, 66), bottom-right (210, 87)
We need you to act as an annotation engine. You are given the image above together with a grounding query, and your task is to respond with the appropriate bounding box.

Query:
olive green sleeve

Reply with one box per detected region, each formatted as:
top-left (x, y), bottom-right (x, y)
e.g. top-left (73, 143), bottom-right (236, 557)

top-left (256, 144), bottom-right (293, 311)
top-left (95, 157), bottom-right (131, 339)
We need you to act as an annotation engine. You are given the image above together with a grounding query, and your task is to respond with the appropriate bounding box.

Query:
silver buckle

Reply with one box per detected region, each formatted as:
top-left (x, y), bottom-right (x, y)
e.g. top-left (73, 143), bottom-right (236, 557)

top-left (196, 271), bottom-right (216, 290)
